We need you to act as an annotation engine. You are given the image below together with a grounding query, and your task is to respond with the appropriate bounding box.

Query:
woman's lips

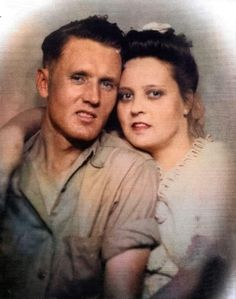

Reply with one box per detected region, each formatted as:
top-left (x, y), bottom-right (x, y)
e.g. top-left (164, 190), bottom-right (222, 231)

top-left (131, 122), bottom-right (151, 131)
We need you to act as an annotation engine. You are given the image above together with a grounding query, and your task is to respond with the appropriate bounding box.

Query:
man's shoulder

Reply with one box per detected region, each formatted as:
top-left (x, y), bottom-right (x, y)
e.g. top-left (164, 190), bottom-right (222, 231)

top-left (91, 131), bottom-right (155, 169)
top-left (100, 131), bottom-right (152, 159)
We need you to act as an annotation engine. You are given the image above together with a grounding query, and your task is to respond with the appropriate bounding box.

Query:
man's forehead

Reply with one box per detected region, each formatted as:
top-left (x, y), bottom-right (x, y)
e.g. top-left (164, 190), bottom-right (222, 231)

top-left (62, 36), bottom-right (121, 57)
top-left (57, 37), bottom-right (122, 77)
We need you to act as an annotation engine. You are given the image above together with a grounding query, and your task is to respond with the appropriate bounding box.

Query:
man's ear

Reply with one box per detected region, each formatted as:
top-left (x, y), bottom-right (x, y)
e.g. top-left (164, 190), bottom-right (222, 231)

top-left (36, 68), bottom-right (49, 98)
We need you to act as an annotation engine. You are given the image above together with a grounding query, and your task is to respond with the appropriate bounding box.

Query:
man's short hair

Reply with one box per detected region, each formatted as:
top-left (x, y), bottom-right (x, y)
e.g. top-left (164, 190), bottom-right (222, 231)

top-left (42, 15), bottom-right (124, 67)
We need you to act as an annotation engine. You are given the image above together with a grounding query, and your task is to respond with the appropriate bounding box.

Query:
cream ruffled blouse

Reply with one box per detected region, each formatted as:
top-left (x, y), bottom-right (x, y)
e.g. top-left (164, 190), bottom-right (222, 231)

top-left (143, 137), bottom-right (235, 298)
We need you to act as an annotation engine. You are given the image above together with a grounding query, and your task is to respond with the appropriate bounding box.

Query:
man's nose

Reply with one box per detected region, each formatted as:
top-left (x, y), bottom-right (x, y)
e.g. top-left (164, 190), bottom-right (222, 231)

top-left (83, 82), bottom-right (100, 106)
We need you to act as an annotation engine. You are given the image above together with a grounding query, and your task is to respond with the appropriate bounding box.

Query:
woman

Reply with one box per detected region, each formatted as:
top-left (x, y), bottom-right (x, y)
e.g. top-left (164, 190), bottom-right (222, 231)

top-left (0, 24), bottom-right (235, 298)
top-left (116, 24), bottom-right (235, 299)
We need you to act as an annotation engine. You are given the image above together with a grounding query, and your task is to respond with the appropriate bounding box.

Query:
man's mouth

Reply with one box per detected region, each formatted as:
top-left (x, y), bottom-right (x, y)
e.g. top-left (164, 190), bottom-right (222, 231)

top-left (76, 110), bottom-right (97, 123)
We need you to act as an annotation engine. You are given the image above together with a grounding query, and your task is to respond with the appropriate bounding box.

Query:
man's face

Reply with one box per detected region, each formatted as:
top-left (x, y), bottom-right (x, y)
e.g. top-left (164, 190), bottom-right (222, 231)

top-left (37, 37), bottom-right (122, 143)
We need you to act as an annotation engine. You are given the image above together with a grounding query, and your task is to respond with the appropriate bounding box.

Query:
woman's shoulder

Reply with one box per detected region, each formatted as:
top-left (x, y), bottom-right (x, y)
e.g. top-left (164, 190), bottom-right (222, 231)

top-left (192, 137), bottom-right (236, 196)
top-left (199, 136), bottom-right (234, 169)
top-left (171, 136), bottom-right (234, 186)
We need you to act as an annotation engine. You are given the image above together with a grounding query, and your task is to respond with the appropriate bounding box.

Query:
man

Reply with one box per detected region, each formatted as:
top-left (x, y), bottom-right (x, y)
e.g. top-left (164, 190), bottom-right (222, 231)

top-left (0, 16), bottom-right (159, 299)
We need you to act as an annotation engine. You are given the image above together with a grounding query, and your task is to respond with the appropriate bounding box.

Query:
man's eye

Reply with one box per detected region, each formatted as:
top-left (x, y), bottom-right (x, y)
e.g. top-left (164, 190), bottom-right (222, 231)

top-left (118, 91), bottom-right (133, 101)
top-left (71, 74), bottom-right (85, 84)
top-left (101, 81), bottom-right (114, 91)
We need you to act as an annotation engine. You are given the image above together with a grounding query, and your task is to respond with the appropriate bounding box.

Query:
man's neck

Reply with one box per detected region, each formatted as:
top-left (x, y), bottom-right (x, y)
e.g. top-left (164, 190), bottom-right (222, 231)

top-left (33, 118), bottom-right (85, 176)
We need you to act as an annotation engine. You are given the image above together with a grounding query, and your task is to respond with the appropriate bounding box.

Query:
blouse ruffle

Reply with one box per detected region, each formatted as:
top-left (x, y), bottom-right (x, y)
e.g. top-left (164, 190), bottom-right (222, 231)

top-left (157, 136), bottom-right (213, 204)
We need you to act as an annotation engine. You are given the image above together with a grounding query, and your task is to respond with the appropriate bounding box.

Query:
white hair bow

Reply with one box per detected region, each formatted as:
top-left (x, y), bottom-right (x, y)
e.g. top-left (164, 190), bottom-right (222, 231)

top-left (141, 22), bottom-right (172, 33)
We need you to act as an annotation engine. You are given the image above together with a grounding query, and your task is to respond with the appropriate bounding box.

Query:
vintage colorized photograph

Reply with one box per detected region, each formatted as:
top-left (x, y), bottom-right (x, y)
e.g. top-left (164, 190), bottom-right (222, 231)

top-left (0, 1), bottom-right (236, 298)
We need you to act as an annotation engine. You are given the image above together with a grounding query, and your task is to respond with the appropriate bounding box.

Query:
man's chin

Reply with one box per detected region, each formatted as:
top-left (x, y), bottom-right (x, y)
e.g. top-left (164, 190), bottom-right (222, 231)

top-left (66, 133), bottom-right (99, 150)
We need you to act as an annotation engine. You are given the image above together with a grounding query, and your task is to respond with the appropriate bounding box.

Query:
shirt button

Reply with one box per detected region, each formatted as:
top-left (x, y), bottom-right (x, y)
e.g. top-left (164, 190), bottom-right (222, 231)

top-left (37, 270), bottom-right (47, 280)
top-left (61, 186), bottom-right (66, 193)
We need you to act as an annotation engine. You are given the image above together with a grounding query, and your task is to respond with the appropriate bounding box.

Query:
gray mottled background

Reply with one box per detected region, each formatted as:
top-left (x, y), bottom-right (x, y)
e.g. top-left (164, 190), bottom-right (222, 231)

top-left (0, 0), bottom-right (235, 152)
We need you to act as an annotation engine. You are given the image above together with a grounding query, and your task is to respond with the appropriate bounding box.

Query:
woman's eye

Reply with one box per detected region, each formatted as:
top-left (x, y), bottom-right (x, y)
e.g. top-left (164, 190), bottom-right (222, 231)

top-left (148, 90), bottom-right (162, 99)
top-left (118, 91), bottom-right (133, 101)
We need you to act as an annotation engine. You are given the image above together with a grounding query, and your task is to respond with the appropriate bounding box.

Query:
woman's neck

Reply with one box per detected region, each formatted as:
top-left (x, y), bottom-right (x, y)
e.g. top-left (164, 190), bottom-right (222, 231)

top-left (152, 133), bottom-right (193, 172)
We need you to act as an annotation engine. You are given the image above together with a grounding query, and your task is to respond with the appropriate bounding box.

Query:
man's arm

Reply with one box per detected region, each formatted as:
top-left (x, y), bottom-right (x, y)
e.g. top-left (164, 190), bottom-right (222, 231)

top-left (101, 154), bottom-right (160, 298)
top-left (104, 248), bottom-right (150, 299)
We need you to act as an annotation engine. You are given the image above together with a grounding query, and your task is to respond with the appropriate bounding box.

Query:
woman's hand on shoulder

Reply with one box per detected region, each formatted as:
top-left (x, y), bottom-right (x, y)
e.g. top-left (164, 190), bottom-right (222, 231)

top-left (0, 107), bottom-right (44, 178)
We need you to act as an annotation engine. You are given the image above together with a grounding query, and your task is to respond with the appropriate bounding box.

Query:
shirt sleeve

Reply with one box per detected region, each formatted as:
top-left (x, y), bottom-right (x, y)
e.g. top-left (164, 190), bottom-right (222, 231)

top-left (0, 169), bottom-right (10, 211)
top-left (102, 158), bottom-right (160, 260)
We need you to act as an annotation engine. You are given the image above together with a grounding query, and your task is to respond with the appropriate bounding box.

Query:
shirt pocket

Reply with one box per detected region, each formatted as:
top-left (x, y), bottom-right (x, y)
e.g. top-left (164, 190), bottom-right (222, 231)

top-left (49, 235), bottom-right (103, 299)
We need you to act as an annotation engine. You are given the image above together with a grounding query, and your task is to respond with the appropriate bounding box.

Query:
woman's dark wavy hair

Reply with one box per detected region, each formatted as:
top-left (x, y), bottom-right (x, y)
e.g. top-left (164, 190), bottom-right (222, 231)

top-left (108, 28), bottom-right (205, 138)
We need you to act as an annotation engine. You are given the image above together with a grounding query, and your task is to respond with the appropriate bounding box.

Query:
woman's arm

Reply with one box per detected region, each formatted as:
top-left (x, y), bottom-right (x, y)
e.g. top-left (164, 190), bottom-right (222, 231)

top-left (0, 107), bottom-right (44, 178)
top-left (151, 255), bottom-right (227, 299)
top-left (150, 233), bottom-right (228, 299)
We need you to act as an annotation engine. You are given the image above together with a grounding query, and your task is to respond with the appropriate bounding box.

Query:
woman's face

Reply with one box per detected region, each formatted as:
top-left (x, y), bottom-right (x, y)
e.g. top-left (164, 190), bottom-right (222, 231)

top-left (117, 57), bottom-right (190, 156)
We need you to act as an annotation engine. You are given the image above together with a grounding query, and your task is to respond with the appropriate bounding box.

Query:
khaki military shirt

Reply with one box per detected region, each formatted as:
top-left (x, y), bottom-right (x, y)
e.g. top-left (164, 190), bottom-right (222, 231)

top-left (0, 131), bottom-right (160, 299)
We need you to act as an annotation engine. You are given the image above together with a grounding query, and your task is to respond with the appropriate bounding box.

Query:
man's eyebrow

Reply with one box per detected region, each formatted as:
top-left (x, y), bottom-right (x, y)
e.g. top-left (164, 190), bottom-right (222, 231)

top-left (71, 70), bottom-right (88, 76)
top-left (100, 76), bottom-right (119, 85)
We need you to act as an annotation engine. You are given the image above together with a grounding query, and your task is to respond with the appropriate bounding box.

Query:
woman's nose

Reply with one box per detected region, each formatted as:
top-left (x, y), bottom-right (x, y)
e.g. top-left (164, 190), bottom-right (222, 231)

top-left (130, 98), bottom-right (145, 115)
